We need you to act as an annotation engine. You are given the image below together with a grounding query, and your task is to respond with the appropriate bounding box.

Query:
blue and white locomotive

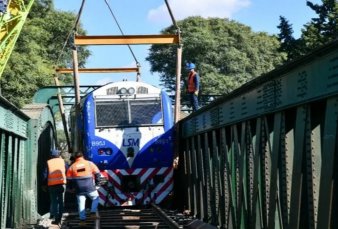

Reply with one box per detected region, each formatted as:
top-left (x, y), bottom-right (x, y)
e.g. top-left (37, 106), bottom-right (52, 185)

top-left (70, 81), bottom-right (175, 206)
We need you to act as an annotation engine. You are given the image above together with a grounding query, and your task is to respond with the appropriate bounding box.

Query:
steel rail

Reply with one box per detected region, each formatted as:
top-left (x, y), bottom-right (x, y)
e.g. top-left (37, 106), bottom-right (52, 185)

top-left (151, 203), bottom-right (181, 229)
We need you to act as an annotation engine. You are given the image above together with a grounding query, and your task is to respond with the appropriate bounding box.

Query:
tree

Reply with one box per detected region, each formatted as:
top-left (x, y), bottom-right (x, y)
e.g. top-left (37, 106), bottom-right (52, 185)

top-left (301, 0), bottom-right (338, 52)
top-left (147, 17), bottom-right (286, 98)
top-left (0, 0), bottom-right (90, 107)
top-left (278, 0), bottom-right (338, 61)
top-left (277, 16), bottom-right (303, 61)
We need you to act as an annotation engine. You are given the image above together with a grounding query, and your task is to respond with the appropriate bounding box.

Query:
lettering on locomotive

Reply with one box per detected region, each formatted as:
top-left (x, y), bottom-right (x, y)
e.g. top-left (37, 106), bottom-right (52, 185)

top-left (91, 140), bottom-right (106, 146)
top-left (122, 138), bottom-right (140, 147)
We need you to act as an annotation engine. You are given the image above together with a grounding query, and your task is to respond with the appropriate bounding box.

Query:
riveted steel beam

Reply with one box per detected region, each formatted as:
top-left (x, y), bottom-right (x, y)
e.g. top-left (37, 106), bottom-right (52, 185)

top-left (74, 34), bottom-right (179, 45)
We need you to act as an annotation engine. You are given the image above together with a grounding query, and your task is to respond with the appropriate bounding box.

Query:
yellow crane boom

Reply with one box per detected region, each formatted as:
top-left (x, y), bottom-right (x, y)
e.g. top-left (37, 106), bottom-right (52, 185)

top-left (0, 0), bottom-right (35, 78)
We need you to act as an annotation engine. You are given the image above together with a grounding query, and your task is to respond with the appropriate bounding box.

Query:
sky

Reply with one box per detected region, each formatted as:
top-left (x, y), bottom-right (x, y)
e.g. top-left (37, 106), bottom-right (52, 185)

top-left (53, 0), bottom-right (322, 88)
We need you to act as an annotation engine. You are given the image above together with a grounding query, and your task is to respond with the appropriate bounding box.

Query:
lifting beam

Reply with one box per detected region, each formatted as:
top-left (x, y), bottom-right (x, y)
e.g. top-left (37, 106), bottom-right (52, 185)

top-left (74, 34), bottom-right (179, 45)
top-left (56, 67), bottom-right (139, 74)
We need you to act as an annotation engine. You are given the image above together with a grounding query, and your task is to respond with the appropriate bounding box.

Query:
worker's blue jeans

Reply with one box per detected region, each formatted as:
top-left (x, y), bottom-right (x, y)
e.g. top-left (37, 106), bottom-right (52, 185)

top-left (189, 93), bottom-right (199, 112)
top-left (76, 190), bottom-right (99, 220)
top-left (49, 184), bottom-right (65, 220)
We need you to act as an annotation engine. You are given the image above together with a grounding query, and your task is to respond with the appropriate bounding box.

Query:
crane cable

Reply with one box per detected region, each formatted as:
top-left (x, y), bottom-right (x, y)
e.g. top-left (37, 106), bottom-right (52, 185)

top-left (73, 0), bottom-right (86, 32)
top-left (103, 0), bottom-right (141, 70)
top-left (164, 0), bottom-right (181, 44)
top-left (56, 0), bottom-right (142, 78)
top-left (54, 28), bottom-right (73, 67)
top-left (55, 0), bottom-right (86, 68)
top-left (164, 0), bottom-right (179, 30)
top-left (52, 0), bottom-right (87, 153)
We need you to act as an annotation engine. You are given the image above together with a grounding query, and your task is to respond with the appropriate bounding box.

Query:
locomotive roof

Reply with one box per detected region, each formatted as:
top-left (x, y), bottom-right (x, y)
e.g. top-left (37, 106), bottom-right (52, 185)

top-left (92, 81), bottom-right (161, 96)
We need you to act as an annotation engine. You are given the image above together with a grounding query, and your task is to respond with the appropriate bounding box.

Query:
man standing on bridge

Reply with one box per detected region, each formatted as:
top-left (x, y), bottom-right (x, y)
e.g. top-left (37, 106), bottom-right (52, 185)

top-left (44, 149), bottom-right (67, 225)
top-left (186, 62), bottom-right (200, 112)
top-left (66, 151), bottom-right (101, 226)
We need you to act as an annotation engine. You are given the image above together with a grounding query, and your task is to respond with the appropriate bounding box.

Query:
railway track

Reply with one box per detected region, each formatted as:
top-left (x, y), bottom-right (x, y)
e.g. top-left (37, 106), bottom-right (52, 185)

top-left (60, 203), bottom-right (184, 229)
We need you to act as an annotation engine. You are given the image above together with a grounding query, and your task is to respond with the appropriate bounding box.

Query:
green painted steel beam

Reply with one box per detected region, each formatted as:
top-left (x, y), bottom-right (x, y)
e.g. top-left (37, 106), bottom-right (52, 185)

top-left (32, 85), bottom-right (101, 115)
top-left (21, 104), bottom-right (56, 225)
top-left (0, 98), bottom-right (56, 227)
top-left (0, 0), bottom-right (36, 78)
top-left (316, 97), bottom-right (338, 228)
top-left (0, 96), bottom-right (29, 137)
top-left (177, 38), bottom-right (338, 228)
top-left (0, 95), bottom-right (29, 228)
top-left (0, 132), bottom-right (6, 229)
top-left (181, 40), bottom-right (338, 138)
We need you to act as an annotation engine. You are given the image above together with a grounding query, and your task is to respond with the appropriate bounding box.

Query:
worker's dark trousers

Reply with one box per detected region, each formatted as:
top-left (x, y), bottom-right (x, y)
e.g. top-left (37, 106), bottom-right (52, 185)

top-left (49, 184), bottom-right (65, 221)
top-left (189, 93), bottom-right (199, 112)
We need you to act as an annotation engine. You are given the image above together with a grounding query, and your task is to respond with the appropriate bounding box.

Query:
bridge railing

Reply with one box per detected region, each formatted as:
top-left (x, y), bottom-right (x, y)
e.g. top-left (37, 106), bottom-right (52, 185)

top-left (176, 40), bottom-right (338, 228)
top-left (0, 97), bottom-right (56, 228)
top-left (0, 96), bottom-right (29, 228)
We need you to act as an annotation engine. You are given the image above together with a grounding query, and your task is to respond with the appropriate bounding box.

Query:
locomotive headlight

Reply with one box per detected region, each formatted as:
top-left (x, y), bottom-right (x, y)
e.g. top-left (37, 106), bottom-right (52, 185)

top-left (98, 149), bottom-right (105, 155)
top-left (106, 148), bottom-right (112, 155)
top-left (98, 148), bottom-right (113, 155)
top-left (127, 87), bottom-right (135, 94)
top-left (119, 87), bottom-right (127, 94)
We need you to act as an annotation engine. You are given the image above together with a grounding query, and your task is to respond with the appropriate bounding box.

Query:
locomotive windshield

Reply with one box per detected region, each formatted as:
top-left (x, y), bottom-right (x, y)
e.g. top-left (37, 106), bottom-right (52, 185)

top-left (95, 98), bottom-right (163, 127)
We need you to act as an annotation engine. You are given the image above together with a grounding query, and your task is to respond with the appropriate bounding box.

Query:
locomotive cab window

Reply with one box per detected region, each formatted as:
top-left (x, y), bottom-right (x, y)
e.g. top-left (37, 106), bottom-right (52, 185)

top-left (95, 98), bottom-right (163, 127)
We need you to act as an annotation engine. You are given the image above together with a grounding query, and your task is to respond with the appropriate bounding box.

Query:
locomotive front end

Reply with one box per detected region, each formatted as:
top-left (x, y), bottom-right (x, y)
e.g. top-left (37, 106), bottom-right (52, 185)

top-left (81, 81), bottom-right (174, 206)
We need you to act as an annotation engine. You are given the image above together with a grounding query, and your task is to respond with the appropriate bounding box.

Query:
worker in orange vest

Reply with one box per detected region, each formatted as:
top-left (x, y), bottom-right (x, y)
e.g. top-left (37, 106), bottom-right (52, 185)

top-left (66, 151), bottom-right (101, 226)
top-left (186, 62), bottom-right (200, 112)
top-left (44, 149), bottom-right (67, 225)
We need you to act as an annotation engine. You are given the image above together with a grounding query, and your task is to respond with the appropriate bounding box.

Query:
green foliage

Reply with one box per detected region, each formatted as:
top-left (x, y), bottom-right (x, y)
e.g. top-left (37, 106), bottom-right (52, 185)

top-left (277, 16), bottom-right (303, 61)
top-left (0, 0), bottom-right (90, 107)
top-left (278, 0), bottom-right (338, 61)
top-left (147, 16), bottom-right (286, 97)
top-left (56, 128), bottom-right (68, 151)
top-left (301, 0), bottom-right (338, 50)
top-left (29, 0), bottom-right (54, 19)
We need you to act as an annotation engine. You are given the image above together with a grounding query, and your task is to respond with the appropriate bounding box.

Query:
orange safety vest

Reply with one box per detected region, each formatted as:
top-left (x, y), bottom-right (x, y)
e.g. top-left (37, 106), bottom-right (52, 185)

top-left (47, 158), bottom-right (66, 186)
top-left (187, 72), bottom-right (197, 93)
top-left (66, 157), bottom-right (100, 179)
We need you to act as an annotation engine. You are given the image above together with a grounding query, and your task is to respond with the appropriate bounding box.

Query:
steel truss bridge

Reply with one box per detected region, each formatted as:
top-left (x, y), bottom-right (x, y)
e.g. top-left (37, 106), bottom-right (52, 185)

top-left (0, 39), bottom-right (338, 228)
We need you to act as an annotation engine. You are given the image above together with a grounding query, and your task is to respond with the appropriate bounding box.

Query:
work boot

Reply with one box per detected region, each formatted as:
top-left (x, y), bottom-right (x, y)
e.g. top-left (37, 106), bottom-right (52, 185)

top-left (89, 212), bottom-right (100, 220)
top-left (51, 218), bottom-right (61, 225)
top-left (79, 220), bottom-right (86, 226)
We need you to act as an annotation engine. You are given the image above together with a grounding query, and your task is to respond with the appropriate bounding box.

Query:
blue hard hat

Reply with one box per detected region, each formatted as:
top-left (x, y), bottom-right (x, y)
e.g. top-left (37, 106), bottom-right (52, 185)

top-left (51, 149), bottom-right (60, 156)
top-left (186, 63), bottom-right (196, 70)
